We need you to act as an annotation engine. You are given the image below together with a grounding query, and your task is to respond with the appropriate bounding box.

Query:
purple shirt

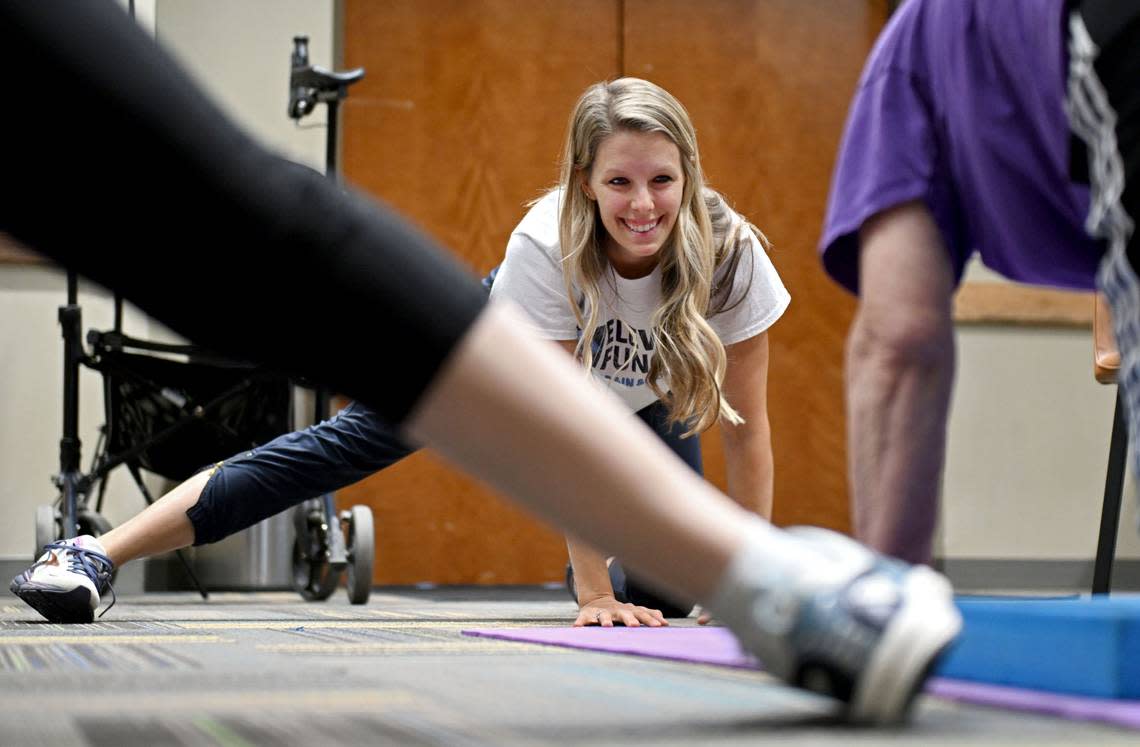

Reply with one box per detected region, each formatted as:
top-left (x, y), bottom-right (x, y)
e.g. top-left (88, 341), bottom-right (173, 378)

top-left (820, 0), bottom-right (1104, 294)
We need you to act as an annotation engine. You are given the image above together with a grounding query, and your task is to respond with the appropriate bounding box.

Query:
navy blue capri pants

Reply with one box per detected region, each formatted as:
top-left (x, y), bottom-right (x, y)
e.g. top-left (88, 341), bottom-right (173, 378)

top-left (188, 397), bottom-right (700, 617)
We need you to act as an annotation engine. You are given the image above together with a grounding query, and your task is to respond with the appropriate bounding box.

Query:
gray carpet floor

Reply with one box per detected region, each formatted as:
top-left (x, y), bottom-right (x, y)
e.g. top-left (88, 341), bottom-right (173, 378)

top-left (0, 586), bottom-right (1136, 746)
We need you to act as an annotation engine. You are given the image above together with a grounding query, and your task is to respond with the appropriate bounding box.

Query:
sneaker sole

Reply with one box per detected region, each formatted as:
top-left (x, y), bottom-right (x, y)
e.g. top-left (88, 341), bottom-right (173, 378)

top-left (848, 566), bottom-right (962, 724)
top-left (13, 587), bottom-right (96, 624)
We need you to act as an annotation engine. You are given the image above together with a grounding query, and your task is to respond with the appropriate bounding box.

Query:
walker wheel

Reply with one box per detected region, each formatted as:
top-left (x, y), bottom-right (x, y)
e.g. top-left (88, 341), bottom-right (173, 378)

top-left (292, 535), bottom-right (341, 601)
top-left (291, 502), bottom-right (341, 601)
top-left (78, 508), bottom-right (113, 538)
top-left (33, 505), bottom-right (58, 560)
top-left (344, 505), bottom-right (374, 605)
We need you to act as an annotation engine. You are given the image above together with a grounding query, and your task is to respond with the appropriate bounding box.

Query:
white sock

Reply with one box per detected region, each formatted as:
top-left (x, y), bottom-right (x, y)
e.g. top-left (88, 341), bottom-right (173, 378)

top-left (704, 517), bottom-right (852, 675)
top-left (69, 535), bottom-right (108, 557)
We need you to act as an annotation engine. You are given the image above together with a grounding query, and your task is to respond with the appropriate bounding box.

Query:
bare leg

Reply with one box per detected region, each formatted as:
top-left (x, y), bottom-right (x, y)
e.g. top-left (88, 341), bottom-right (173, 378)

top-left (404, 302), bottom-right (814, 603)
top-left (847, 201), bottom-right (956, 564)
top-left (97, 470), bottom-right (210, 567)
top-left (403, 302), bottom-right (963, 725)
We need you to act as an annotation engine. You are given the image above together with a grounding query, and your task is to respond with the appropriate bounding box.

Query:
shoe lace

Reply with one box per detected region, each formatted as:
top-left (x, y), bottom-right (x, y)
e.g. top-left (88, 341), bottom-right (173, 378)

top-left (44, 541), bottom-right (117, 618)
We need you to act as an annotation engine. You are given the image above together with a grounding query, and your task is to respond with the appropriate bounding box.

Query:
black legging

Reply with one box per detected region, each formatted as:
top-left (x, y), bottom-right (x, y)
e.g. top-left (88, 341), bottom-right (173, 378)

top-left (2, 1), bottom-right (486, 428)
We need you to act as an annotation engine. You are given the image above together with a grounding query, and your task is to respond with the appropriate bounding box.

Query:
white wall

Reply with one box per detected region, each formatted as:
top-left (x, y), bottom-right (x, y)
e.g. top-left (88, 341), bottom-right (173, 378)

top-left (0, 271), bottom-right (170, 560)
top-left (0, 0), bottom-right (333, 562)
top-left (154, 0), bottom-right (335, 172)
top-left (942, 326), bottom-right (1140, 560)
top-left (939, 262), bottom-right (1140, 566)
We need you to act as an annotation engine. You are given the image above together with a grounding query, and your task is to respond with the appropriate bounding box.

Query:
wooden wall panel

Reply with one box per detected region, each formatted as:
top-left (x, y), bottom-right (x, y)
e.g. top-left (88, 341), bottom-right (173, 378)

top-left (624, 0), bottom-right (886, 531)
top-left (340, 0), bottom-right (619, 584)
top-left (342, 0), bottom-right (620, 273)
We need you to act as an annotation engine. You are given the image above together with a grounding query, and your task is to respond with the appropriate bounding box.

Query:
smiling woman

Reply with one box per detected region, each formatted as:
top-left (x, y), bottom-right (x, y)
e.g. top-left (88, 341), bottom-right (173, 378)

top-left (584, 130), bottom-right (684, 278)
top-left (489, 77), bottom-right (791, 628)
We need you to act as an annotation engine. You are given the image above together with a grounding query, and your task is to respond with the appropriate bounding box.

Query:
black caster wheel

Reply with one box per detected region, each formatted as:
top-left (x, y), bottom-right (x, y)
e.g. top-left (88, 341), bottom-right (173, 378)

top-left (292, 539), bottom-right (340, 601)
top-left (78, 508), bottom-right (113, 537)
top-left (291, 501), bottom-right (341, 601)
top-left (33, 504), bottom-right (59, 560)
top-left (344, 505), bottom-right (374, 605)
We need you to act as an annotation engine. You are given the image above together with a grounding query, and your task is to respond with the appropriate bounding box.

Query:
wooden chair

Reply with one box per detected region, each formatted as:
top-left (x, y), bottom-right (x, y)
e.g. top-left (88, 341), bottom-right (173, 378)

top-left (1093, 292), bottom-right (1128, 594)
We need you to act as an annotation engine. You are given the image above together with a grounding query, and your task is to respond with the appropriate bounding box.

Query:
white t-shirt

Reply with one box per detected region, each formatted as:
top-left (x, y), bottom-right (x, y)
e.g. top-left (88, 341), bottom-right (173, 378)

top-left (490, 190), bottom-right (791, 412)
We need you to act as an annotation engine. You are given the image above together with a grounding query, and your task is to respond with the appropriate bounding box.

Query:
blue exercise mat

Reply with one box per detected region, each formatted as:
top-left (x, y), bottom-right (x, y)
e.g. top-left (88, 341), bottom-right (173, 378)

top-left (937, 594), bottom-right (1140, 698)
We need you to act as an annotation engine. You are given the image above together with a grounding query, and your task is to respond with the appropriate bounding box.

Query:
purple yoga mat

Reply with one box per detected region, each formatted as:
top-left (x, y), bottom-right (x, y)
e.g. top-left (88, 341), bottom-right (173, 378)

top-left (462, 626), bottom-right (1140, 730)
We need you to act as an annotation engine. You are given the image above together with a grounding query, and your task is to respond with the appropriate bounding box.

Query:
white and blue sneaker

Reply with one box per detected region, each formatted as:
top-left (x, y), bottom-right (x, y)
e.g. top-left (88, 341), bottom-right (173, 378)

top-left (9, 536), bottom-right (115, 624)
top-left (714, 527), bottom-right (961, 725)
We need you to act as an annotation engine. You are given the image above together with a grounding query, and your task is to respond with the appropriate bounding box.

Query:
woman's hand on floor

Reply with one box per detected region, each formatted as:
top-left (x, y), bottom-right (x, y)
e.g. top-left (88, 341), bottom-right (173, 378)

top-left (573, 596), bottom-right (669, 628)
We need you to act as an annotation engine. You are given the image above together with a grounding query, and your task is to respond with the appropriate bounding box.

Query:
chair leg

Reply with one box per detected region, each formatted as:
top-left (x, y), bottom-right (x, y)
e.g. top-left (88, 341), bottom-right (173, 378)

top-left (1093, 389), bottom-right (1128, 595)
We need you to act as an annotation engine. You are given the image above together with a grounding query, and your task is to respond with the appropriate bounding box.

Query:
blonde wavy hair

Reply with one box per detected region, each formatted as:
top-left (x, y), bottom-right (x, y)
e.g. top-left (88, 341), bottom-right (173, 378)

top-left (558, 77), bottom-right (768, 436)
